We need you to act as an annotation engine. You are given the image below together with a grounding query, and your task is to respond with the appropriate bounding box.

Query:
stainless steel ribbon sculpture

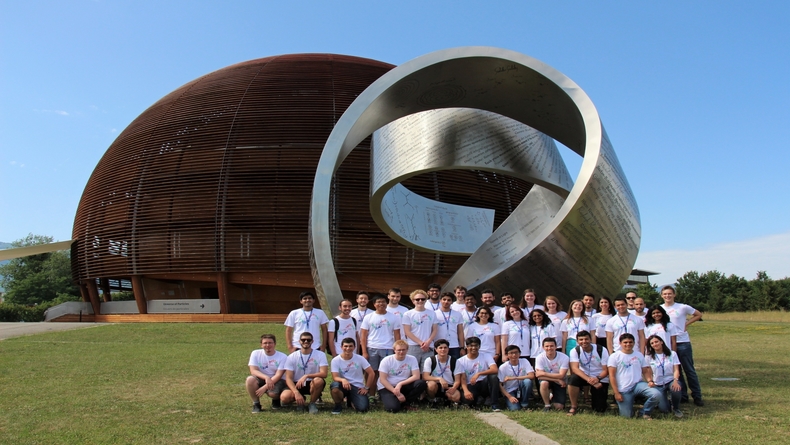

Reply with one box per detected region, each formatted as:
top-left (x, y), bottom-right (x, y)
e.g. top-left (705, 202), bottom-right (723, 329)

top-left (309, 47), bottom-right (640, 312)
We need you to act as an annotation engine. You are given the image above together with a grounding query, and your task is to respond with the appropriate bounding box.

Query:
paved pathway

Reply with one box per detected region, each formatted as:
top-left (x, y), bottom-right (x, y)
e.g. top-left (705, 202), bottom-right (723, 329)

top-left (475, 412), bottom-right (561, 445)
top-left (0, 322), bottom-right (106, 340)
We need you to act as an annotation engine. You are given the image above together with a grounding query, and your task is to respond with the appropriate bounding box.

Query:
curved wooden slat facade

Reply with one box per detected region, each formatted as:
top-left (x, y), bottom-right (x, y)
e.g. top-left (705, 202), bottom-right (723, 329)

top-left (71, 54), bottom-right (533, 316)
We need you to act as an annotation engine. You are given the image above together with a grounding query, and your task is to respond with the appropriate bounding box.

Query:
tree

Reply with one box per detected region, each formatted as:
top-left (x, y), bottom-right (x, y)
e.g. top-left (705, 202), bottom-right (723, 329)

top-left (634, 283), bottom-right (660, 307)
top-left (0, 234), bottom-right (80, 305)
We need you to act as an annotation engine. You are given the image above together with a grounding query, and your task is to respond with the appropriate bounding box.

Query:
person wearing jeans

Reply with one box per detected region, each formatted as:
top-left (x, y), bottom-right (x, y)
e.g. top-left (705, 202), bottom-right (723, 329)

top-left (498, 344), bottom-right (535, 410)
top-left (607, 333), bottom-right (661, 419)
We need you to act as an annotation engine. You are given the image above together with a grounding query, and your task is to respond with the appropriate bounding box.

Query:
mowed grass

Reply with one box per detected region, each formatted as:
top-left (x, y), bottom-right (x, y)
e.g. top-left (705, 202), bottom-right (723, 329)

top-left (505, 313), bottom-right (790, 445)
top-left (0, 323), bottom-right (514, 445)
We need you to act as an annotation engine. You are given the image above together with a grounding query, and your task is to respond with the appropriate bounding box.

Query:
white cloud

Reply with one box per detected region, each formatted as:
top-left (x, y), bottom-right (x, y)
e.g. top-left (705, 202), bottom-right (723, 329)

top-left (635, 231), bottom-right (790, 284)
top-left (34, 109), bottom-right (70, 116)
top-left (110, 128), bottom-right (117, 133)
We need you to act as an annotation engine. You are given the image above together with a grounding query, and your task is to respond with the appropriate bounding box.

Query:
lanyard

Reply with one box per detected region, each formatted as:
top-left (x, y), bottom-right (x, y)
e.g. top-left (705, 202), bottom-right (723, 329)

top-left (302, 309), bottom-right (313, 329)
top-left (517, 320), bottom-right (526, 341)
top-left (581, 348), bottom-right (594, 373)
top-left (429, 301), bottom-right (441, 311)
top-left (618, 314), bottom-right (631, 331)
top-left (571, 317), bottom-right (582, 335)
top-left (357, 308), bottom-right (368, 322)
top-left (441, 310), bottom-right (452, 329)
top-left (436, 358), bottom-right (450, 379)
top-left (509, 362), bottom-right (521, 378)
top-left (299, 350), bottom-right (313, 375)
top-left (465, 310), bottom-right (474, 324)
top-left (657, 354), bottom-right (667, 380)
top-left (531, 325), bottom-right (542, 343)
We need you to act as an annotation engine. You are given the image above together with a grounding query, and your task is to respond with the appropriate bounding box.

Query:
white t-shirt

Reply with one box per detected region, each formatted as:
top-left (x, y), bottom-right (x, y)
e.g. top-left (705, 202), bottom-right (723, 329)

top-left (569, 345), bottom-right (610, 383)
top-left (502, 320), bottom-right (531, 356)
top-left (450, 301), bottom-right (467, 313)
top-left (534, 351), bottom-right (570, 378)
top-left (493, 306), bottom-right (510, 326)
top-left (460, 308), bottom-right (477, 330)
top-left (661, 303), bottom-right (696, 343)
top-left (560, 317), bottom-right (590, 342)
top-left (426, 299), bottom-right (443, 312)
top-left (605, 313), bottom-right (646, 352)
top-left (361, 311), bottom-right (402, 349)
top-left (521, 304), bottom-right (544, 316)
top-left (331, 353), bottom-right (371, 388)
top-left (386, 304), bottom-right (410, 337)
top-left (435, 309), bottom-right (463, 348)
top-left (327, 316), bottom-right (358, 354)
top-left (455, 353), bottom-right (496, 383)
top-left (350, 307), bottom-right (372, 326)
top-left (248, 349), bottom-right (288, 378)
top-left (377, 354), bottom-right (419, 390)
top-left (528, 324), bottom-right (557, 358)
top-left (607, 350), bottom-right (648, 393)
top-left (464, 322), bottom-right (501, 355)
top-left (284, 349), bottom-right (329, 382)
top-left (402, 308), bottom-right (438, 346)
top-left (422, 355), bottom-right (455, 385)
top-left (590, 313), bottom-right (613, 338)
top-left (546, 311), bottom-right (567, 344)
top-left (644, 322), bottom-right (681, 348)
top-left (498, 358), bottom-right (535, 392)
top-left (584, 309), bottom-right (597, 318)
top-left (646, 351), bottom-right (680, 385)
top-left (284, 308), bottom-right (330, 348)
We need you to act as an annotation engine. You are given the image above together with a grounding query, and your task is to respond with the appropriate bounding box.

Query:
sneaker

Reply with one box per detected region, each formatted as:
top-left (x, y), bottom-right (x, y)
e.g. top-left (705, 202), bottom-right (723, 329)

top-left (251, 403), bottom-right (262, 414)
top-left (331, 404), bottom-right (342, 415)
top-left (674, 409), bottom-right (684, 418)
top-left (542, 406), bottom-right (552, 413)
top-left (271, 400), bottom-right (282, 410)
top-left (492, 406), bottom-right (502, 412)
top-left (316, 396), bottom-right (324, 406)
top-left (693, 398), bottom-right (705, 407)
top-left (308, 403), bottom-right (319, 414)
top-left (429, 401), bottom-right (439, 411)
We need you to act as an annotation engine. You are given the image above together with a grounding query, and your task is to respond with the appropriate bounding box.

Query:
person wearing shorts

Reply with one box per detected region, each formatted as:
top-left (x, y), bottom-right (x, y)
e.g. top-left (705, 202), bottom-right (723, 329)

top-left (246, 334), bottom-right (287, 413)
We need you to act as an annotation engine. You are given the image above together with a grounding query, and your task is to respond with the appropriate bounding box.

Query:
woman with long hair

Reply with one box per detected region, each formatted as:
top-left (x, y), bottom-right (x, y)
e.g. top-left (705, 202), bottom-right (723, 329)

top-left (543, 296), bottom-right (566, 349)
top-left (645, 335), bottom-right (684, 418)
top-left (501, 306), bottom-right (530, 360)
top-left (527, 309), bottom-right (557, 368)
top-left (464, 306), bottom-right (501, 362)
top-left (644, 305), bottom-right (679, 352)
top-left (519, 288), bottom-right (544, 315)
top-left (590, 296), bottom-right (615, 348)
top-left (561, 300), bottom-right (589, 352)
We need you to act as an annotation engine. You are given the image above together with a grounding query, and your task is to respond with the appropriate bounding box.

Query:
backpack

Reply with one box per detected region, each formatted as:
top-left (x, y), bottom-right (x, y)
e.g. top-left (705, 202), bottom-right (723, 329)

top-left (332, 316), bottom-right (357, 333)
top-left (574, 344), bottom-right (605, 361)
top-left (429, 355), bottom-right (456, 376)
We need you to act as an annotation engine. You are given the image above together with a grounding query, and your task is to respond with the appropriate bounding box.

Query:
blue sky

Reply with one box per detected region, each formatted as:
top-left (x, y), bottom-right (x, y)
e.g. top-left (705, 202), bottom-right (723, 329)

top-left (1, 1), bottom-right (788, 284)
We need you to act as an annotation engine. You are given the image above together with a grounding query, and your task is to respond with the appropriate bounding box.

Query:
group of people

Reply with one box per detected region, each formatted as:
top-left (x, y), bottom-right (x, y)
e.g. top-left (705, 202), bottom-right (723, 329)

top-left (246, 285), bottom-right (704, 419)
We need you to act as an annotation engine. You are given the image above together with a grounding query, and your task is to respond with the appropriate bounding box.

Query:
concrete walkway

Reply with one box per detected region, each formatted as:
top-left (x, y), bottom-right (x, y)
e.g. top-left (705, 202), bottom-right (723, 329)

top-left (475, 412), bottom-right (561, 445)
top-left (0, 322), bottom-right (107, 340)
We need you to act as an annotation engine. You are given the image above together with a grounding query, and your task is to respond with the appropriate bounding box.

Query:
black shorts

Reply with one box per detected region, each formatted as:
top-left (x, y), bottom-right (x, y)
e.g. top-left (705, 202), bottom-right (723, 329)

top-left (255, 377), bottom-right (286, 395)
top-left (568, 374), bottom-right (593, 388)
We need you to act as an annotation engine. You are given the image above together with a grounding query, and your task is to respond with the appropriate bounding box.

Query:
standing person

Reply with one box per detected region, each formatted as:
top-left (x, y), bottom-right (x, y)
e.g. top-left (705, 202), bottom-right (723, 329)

top-left (590, 296), bottom-right (614, 349)
top-left (359, 294), bottom-right (402, 401)
top-left (422, 339), bottom-right (461, 409)
top-left (582, 293), bottom-right (597, 318)
top-left (493, 292), bottom-right (515, 325)
top-left (632, 297), bottom-right (649, 320)
top-left (480, 289), bottom-right (502, 314)
top-left (501, 306), bottom-right (530, 360)
top-left (435, 292), bottom-right (465, 360)
top-left (605, 297), bottom-right (646, 354)
top-left (561, 300), bottom-right (589, 352)
top-left (464, 306), bottom-right (501, 362)
top-left (543, 296), bottom-right (567, 349)
top-left (645, 335), bottom-right (684, 418)
top-left (284, 291), bottom-right (329, 353)
top-left (498, 345), bottom-right (535, 411)
top-left (644, 305), bottom-right (679, 352)
top-left (527, 309), bottom-right (557, 367)
top-left (625, 291), bottom-right (637, 311)
top-left (377, 340), bottom-right (426, 413)
top-left (607, 333), bottom-right (661, 419)
top-left (567, 330), bottom-right (609, 414)
top-left (456, 336), bottom-right (500, 410)
top-left (330, 337), bottom-right (375, 414)
top-left (327, 299), bottom-right (358, 357)
top-left (386, 287), bottom-right (409, 339)
top-left (450, 285), bottom-right (468, 312)
top-left (402, 289), bottom-right (439, 367)
top-left (426, 283), bottom-right (443, 311)
top-left (519, 289), bottom-right (544, 316)
top-left (660, 285), bottom-right (704, 406)
top-left (350, 291), bottom-right (372, 326)
top-left (281, 332), bottom-right (328, 414)
top-left (461, 293), bottom-right (478, 331)
top-left (246, 334), bottom-right (287, 413)
top-left (534, 338), bottom-right (569, 412)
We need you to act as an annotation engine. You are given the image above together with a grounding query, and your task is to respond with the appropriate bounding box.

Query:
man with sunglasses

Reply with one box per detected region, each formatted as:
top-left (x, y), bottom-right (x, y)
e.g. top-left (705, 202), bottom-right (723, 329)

top-left (281, 332), bottom-right (328, 414)
top-left (402, 289), bottom-right (439, 367)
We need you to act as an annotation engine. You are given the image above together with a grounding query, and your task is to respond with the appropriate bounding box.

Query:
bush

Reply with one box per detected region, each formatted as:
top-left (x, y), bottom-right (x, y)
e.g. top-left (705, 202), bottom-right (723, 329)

top-left (0, 301), bottom-right (56, 322)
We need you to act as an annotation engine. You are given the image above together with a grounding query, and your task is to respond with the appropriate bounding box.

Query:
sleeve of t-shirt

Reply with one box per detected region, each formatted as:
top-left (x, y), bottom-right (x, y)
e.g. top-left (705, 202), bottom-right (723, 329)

top-left (667, 322), bottom-right (681, 337)
top-left (454, 360), bottom-right (466, 376)
top-left (522, 358), bottom-right (535, 374)
top-left (535, 354), bottom-right (547, 371)
top-left (604, 318), bottom-right (615, 333)
top-left (358, 355), bottom-right (372, 371)
top-left (497, 365), bottom-right (507, 381)
top-left (607, 353), bottom-right (618, 368)
top-left (401, 312), bottom-right (413, 328)
top-left (634, 317), bottom-right (646, 330)
top-left (283, 353), bottom-right (297, 371)
top-left (317, 310), bottom-right (330, 326)
top-left (422, 357), bottom-right (433, 374)
top-left (361, 316), bottom-right (371, 331)
top-left (248, 350), bottom-right (259, 367)
top-left (393, 315), bottom-right (402, 330)
top-left (559, 354), bottom-right (570, 371)
top-left (600, 348), bottom-right (610, 364)
top-left (316, 353), bottom-right (329, 367)
top-left (284, 311), bottom-right (296, 328)
top-left (560, 321), bottom-right (568, 333)
top-left (569, 348), bottom-right (580, 363)
top-left (327, 318), bottom-right (337, 333)
top-left (491, 323), bottom-right (501, 335)
top-left (330, 357), bottom-right (341, 374)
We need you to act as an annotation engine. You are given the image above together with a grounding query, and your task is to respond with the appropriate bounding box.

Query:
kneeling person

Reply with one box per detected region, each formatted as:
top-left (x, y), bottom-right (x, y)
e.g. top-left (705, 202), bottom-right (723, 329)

top-left (330, 338), bottom-right (375, 414)
top-left (456, 336), bottom-right (500, 411)
top-left (246, 334), bottom-right (287, 413)
top-left (378, 340), bottom-right (427, 412)
top-left (422, 339), bottom-right (461, 409)
top-left (535, 337), bottom-right (569, 412)
top-left (281, 332), bottom-right (328, 414)
top-left (568, 330), bottom-right (610, 414)
top-left (498, 345), bottom-right (535, 411)
top-left (607, 333), bottom-right (662, 419)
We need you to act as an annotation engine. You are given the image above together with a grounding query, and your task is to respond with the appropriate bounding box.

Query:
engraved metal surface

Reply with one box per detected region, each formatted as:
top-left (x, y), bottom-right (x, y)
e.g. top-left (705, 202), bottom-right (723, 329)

top-left (309, 47), bottom-right (640, 311)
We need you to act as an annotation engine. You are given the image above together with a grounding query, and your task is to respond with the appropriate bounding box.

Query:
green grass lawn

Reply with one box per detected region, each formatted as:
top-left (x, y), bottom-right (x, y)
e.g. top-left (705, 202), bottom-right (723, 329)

top-left (0, 315), bottom-right (788, 444)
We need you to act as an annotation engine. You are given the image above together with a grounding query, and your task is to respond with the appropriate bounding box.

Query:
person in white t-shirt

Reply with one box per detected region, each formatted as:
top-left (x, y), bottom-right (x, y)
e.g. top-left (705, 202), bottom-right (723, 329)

top-left (501, 306), bottom-right (531, 360)
top-left (464, 306), bottom-right (501, 361)
top-left (328, 299), bottom-right (358, 357)
top-left (519, 288), bottom-right (544, 316)
top-left (330, 337), bottom-right (375, 414)
top-left (561, 299), bottom-right (589, 352)
top-left (480, 289), bottom-right (503, 316)
top-left (527, 309), bottom-right (557, 364)
top-left (386, 287), bottom-right (409, 339)
top-left (543, 296), bottom-right (567, 349)
top-left (460, 293), bottom-right (478, 331)
top-left (567, 330), bottom-right (609, 414)
top-left (645, 335), bottom-right (683, 418)
top-left (644, 304), bottom-right (679, 352)
top-left (534, 337), bottom-right (569, 411)
top-left (246, 334), bottom-right (288, 413)
top-left (402, 289), bottom-right (439, 366)
top-left (493, 292), bottom-right (515, 326)
top-left (607, 333), bottom-right (661, 419)
top-left (377, 340), bottom-right (426, 412)
top-left (350, 291), bottom-right (372, 326)
top-left (281, 332), bottom-right (329, 414)
top-left (498, 344), bottom-right (535, 411)
top-left (435, 292), bottom-right (465, 360)
top-left (422, 339), bottom-right (461, 409)
top-left (660, 285), bottom-right (704, 406)
top-left (605, 297), bottom-right (646, 354)
top-left (360, 294), bottom-right (402, 400)
top-left (582, 293), bottom-right (598, 318)
top-left (426, 283), bottom-right (443, 312)
top-left (450, 285), bottom-right (468, 313)
top-left (455, 336), bottom-right (500, 410)
top-left (284, 291), bottom-right (329, 353)
top-left (590, 296), bottom-right (614, 349)
top-left (625, 291), bottom-right (637, 311)
top-left (631, 297), bottom-right (648, 320)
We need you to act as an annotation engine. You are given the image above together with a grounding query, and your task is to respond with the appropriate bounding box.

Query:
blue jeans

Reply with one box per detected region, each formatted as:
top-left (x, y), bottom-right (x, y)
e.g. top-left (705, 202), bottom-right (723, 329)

top-left (616, 381), bottom-right (661, 417)
top-left (329, 382), bottom-right (370, 412)
top-left (655, 383), bottom-right (682, 413)
top-left (676, 342), bottom-right (702, 400)
top-left (367, 348), bottom-right (393, 371)
top-left (503, 379), bottom-right (533, 411)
